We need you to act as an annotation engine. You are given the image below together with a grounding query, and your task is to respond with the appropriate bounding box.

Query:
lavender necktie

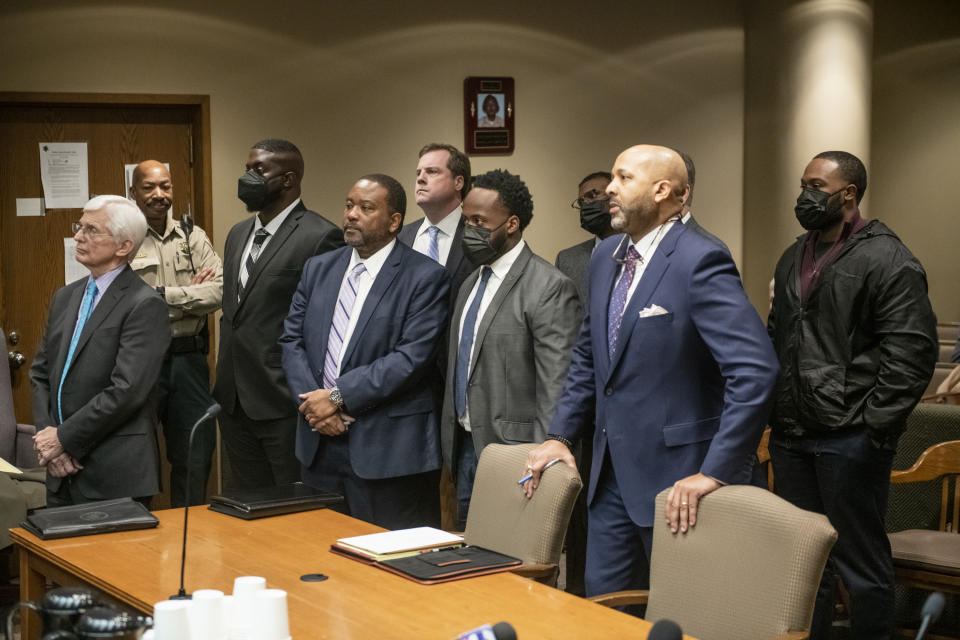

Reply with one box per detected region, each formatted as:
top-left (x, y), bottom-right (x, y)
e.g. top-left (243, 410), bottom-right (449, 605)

top-left (607, 246), bottom-right (640, 358)
top-left (323, 263), bottom-right (367, 388)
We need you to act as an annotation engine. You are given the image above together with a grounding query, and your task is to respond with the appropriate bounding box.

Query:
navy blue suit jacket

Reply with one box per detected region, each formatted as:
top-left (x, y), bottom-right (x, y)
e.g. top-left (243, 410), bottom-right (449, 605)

top-left (550, 223), bottom-right (778, 526)
top-left (279, 241), bottom-right (450, 480)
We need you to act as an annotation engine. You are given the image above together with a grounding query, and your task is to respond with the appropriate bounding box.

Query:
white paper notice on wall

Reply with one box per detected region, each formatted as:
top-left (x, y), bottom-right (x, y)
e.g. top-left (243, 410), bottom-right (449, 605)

top-left (16, 198), bottom-right (45, 216)
top-left (39, 142), bottom-right (89, 209)
top-left (64, 238), bottom-right (88, 285)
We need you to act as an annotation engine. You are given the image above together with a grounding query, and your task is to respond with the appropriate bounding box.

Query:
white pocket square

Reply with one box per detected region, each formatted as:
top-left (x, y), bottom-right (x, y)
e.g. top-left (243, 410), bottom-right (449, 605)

top-left (638, 304), bottom-right (669, 318)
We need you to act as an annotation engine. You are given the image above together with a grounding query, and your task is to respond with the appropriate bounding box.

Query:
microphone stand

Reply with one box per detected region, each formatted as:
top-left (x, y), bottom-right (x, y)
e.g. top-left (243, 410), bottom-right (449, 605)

top-left (170, 403), bottom-right (221, 600)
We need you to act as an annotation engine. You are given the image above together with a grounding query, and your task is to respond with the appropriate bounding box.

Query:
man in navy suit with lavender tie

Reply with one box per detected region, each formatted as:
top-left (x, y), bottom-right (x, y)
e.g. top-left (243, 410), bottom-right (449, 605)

top-left (523, 145), bottom-right (778, 598)
top-left (280, 174), bottom-right (450, 529)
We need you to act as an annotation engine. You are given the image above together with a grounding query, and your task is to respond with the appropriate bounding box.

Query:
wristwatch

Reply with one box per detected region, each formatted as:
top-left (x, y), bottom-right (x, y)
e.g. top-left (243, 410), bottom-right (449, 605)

top-left (329, 387), bottom-right (345, 411)
top-left (156, 285), bottom-right (165, 300)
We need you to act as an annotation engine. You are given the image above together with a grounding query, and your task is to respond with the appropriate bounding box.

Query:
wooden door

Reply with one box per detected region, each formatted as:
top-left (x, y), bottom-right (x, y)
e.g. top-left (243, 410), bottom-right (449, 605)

top-left (0, 93), bottom-right (214, 505)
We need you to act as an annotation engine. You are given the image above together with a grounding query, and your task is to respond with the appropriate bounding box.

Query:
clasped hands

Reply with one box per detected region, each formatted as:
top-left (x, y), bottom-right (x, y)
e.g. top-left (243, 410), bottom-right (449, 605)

top-left (298, 389), bottom-right (354, 436)
top-left (33, 426), bottom-right (83, 478)
top-left (521, 440), bottom-right (720, 534)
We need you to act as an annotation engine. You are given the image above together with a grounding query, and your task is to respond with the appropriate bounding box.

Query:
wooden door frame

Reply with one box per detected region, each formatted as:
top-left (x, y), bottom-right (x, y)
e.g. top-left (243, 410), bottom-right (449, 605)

top-left (0, 91), bottom-right (212, 238)
top-left (0, 92), bottom-right (220, 498)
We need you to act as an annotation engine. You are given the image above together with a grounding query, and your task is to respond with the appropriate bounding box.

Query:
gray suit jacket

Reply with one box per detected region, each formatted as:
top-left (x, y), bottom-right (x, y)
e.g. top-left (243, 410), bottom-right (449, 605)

top-left (30, 266), bottom-right (171, 501)
top-left (555, 238), bottom-right (595, 304)
top-left (440, 244), bottom-right (581, 473)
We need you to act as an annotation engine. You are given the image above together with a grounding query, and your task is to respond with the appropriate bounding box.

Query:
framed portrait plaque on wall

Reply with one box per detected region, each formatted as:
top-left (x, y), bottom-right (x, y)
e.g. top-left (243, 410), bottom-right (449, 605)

top-left (463, 76), bottom-right (514, 155)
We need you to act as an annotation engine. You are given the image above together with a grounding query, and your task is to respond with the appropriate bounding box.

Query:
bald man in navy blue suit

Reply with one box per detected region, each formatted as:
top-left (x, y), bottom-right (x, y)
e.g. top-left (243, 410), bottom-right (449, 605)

top-left (524, 145), bottom-right (778, 599)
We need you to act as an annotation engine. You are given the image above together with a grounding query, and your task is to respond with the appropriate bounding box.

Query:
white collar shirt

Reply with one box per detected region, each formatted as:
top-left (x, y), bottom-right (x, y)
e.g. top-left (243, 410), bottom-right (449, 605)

top-left (457, 238), bottom-right (526, 430)
top-left (239, 197), bottom-right (300, 269)
top-left (614, 220), bottom-right (677, 314)
top-left (333, 238), bottom-right (396, 378)
top-left (411, 205), bottom-right (462, 266)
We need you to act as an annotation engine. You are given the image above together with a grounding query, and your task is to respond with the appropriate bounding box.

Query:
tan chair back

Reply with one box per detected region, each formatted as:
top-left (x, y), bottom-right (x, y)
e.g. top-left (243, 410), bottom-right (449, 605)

top-left (646, 485), bottom-right (837, 640)
top-left (464, 443), bottom-right (582, 566)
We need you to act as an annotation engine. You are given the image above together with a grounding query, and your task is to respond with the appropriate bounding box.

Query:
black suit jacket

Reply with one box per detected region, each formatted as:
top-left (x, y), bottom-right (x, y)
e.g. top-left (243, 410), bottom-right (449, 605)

top-left (214, 201), bottom-right (344, 421)
top-left (398, 213), bottom-right (474, 392)
top-left (30, 265), bottom-right (171, 501)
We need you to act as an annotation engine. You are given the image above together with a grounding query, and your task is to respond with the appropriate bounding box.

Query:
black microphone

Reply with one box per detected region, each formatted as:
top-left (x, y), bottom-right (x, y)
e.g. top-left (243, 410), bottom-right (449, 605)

top-left (648, 618), bottom-right (683, 640)
top-left (452, 621), bottom-right (516, 640)
top-left (916, 591), bottom-right (945, 640)
top-left (170, 403), bottom-right (221, 600)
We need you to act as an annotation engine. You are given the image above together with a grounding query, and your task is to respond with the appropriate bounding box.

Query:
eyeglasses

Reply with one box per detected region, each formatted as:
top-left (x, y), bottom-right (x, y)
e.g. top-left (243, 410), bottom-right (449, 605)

top-left (570, 190), bottom-right (609, 210)
top-left (71, 222), bottom-right (112, 238)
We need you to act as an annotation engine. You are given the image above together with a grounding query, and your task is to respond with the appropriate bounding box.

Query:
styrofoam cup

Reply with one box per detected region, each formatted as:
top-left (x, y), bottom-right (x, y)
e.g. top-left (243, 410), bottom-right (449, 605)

top-left (153, 600), bottom-right (192, 640)
top-left (190, 589), bottom-right (226, 640)
top-left (252, 589), bottom-right (290, 640)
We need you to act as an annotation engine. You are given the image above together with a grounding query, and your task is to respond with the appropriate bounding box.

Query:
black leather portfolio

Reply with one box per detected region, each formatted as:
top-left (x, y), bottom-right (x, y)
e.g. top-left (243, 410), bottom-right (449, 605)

top-left (208, 482), bottom-right (344, 520)
top-left (375, 546), bottom-right (522, 584)
top-left (21, 497), bottom-right (159, 540)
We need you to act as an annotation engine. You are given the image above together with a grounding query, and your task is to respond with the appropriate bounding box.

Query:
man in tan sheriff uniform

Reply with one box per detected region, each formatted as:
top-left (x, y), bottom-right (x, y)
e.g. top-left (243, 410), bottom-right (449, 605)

top-left (129, 160), bottom-right (223, 507)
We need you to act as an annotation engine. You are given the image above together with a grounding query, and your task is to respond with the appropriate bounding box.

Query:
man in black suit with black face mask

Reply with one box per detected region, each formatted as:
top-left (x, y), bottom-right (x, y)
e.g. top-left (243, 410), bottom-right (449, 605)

top-left (214, 139), bottom-right (343, 490)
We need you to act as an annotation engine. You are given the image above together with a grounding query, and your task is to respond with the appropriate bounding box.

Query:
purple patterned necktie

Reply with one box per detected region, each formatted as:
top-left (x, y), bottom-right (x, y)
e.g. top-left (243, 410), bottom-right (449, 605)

top-left (607, 246), bottom-right (640, 358)
top-left (323, 263), bottom-right (367, 388)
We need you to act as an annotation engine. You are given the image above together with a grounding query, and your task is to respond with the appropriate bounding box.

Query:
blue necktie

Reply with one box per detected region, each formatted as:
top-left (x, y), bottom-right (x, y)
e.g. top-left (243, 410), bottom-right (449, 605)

top-left (323, 263), bottom-right (367, 388)
top-left (454, 267), bottom-right (493, 420)
top-left (607, 246), bottom-right (640, 359)
top-left (58, 279), bottom-right (99, 423)
top-left (426, 226), bottom-right (441, 263)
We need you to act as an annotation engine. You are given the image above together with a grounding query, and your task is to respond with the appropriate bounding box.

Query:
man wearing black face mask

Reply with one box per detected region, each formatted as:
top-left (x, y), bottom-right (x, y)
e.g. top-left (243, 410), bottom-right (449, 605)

top-left (768, 150), bottom-right (937, 640)
top-left (215, 139), bottom-right (344, 491)
top-left (556, 171), bottom-right (614, 303)
top-left (440, 169), bottom-right (580, 530)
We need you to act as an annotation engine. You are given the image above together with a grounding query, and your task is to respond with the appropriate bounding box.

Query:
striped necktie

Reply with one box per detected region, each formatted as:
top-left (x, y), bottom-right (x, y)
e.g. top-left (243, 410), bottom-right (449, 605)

top-left (322, 263), bottom-right (367, 388)
top-left (239, 228), bottom-right (270, 299)
top-left (57, 279), bottom-right (99, 422)
top-left (426, 226), bottom-right (441, 263)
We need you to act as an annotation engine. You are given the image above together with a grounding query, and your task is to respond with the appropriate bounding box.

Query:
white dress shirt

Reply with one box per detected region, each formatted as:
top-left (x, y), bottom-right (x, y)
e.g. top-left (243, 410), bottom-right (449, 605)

top-left (456, 238), bottom-right (526, 430)
top-left (332, 239), bottom-right (396, 377)
top-left (411, 205), bottom-right (462, 266)
top-left (613, 220), bottom-right (676, 316)
top-left (239, 197), bottom-right (300, 271)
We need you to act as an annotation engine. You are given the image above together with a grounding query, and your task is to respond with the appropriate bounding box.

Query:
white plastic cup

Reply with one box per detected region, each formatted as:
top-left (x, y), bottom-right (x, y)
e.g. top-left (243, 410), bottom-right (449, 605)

top-left (230, 577), bottom-right (266, 640)
top-left (190, 589), bottom-right (226, 640)
top-left (252, 589), bottom-right (291, 640)
top-left (153, 600), bottom-right (192, 640)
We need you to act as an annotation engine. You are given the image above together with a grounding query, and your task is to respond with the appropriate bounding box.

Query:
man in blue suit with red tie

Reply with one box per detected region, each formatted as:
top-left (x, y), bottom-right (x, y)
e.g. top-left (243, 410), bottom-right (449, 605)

top-left (524, 145), bottom-right (778, 598)
top-left (280, 174), bottom-right (450, 529)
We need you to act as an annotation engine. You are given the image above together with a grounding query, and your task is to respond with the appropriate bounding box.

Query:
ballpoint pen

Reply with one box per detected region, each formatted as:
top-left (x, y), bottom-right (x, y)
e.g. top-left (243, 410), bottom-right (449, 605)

top-left (518, 457), bottom-right (561, 485)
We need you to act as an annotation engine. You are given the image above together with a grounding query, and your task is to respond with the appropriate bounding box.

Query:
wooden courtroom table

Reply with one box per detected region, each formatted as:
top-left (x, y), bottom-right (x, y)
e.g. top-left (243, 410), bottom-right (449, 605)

top-left (11, 507), bottom-right (685, 639)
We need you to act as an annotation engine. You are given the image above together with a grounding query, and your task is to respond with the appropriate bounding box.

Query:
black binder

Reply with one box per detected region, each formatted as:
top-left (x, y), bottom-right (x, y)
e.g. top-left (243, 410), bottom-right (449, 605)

top-left (208, 482), bottom-right (343, 520)
top-left (21, 497), bottom-right (159, 540)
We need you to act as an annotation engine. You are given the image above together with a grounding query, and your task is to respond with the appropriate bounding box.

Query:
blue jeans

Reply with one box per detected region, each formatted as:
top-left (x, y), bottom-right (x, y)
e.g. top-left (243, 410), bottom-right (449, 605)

top-left (770, 428), bottom-right (896, 640)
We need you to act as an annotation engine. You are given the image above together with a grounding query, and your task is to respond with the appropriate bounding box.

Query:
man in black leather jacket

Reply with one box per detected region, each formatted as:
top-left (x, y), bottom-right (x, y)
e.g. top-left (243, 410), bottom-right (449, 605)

top-left (767, 150), bottom-right (937, 640)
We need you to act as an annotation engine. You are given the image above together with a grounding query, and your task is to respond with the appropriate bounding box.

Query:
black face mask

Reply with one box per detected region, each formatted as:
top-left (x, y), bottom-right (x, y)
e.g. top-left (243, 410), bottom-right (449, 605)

top-left (794, 186), bottom-right (845, 231)
top-left (462, 219), bottom-right (509, 266)
top-left (579, 198), bottom-right (611, 236)
top-left (238, 170), bottom-right (282, 212)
